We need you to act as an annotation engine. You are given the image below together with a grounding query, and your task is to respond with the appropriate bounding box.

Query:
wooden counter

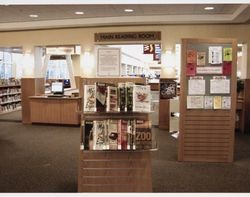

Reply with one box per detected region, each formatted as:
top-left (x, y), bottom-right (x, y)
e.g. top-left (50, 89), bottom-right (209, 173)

top-left (29, 96), bottom-right (81, 125)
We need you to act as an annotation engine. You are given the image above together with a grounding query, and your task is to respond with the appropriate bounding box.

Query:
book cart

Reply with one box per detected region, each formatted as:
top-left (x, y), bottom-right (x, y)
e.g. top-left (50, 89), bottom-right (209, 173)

top-left (178, 38), bottom-right (237, 162)
top-left (78, 77), bottom-right (156, 192)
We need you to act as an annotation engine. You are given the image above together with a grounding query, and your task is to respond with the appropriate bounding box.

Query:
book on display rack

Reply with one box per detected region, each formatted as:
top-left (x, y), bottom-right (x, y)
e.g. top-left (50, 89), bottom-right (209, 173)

top-left (82, 80), bottom-right (153, 151)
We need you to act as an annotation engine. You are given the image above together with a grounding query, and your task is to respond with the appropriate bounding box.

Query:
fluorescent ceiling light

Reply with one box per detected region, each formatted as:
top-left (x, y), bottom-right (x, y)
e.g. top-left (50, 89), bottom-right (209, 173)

top-left (75, 11), bottom-right (84, 15)
top-left (124, 9), bottom-right (134, 12)
top-left (204, 7), bottom-right (214, 10)
top-left (29, 14), bottom-right (38, 18)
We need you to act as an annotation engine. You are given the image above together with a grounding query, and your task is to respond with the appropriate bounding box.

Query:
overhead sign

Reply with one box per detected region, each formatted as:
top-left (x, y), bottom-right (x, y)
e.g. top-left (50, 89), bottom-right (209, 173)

top-left (95, 31), bottom-right (161, 42)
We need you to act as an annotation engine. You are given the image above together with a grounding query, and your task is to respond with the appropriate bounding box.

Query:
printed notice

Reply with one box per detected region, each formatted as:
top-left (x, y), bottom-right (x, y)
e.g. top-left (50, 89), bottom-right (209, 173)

top-left (187, 96), bottom-right (204, 109)
top-left (209, 46), bottom-right (222, 64)
top-left (197, 52), bottom-right (206, 66)
top-left (188, 79), bottom-right (205, 95)
top-left (213, 96), bottom-right (222, 109)
top-left (210, 78), bottom-right (230, 94)
top-left (223, 48), bottom-right (232, 62)
top-left (187, 49), bottom-right (196, 64)
top-left (222, 96), bottom-right (231, 109)
top-left (196, 66), bottom-right (222, 74)
top-left (204, 96), bottom-right (213, 109)
top-left (97, 48), bottom-right (121, 76)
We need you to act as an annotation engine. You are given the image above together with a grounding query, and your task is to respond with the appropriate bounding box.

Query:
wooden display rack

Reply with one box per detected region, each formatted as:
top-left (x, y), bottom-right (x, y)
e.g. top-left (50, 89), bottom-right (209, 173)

top-left (78, 77), bottom-right (153, 192)
top-left (178, 38), bottom-right (237, 162)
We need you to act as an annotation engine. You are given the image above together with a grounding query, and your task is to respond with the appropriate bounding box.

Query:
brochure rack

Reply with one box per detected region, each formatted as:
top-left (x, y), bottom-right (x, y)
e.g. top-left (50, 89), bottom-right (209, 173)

top-left (78, 77), bottom-right (154, 192)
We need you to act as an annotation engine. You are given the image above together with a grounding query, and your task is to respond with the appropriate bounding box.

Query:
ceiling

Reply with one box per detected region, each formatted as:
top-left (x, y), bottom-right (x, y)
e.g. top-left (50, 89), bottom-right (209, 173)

top-left (0, 4), bottom-right (249, 31)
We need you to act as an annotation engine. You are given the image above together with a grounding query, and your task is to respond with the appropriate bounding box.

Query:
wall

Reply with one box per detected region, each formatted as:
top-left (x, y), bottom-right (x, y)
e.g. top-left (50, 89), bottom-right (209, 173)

top-left (0, 24), bottom-right (250, 77)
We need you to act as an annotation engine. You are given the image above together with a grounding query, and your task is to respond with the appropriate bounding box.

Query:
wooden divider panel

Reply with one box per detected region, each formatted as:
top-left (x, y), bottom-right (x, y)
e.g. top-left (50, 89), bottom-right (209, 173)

top-left (178, 38), bottom-right (237, 163)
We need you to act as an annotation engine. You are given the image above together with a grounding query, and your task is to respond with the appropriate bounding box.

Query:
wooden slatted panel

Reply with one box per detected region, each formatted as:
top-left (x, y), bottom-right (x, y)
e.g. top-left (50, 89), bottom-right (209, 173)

top-left (78, 151), bottom-right (152, 192)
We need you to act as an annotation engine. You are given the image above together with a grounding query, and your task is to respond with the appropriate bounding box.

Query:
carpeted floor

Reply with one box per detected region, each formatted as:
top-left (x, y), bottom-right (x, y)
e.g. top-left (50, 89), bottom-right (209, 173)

top-left (0, 111), bottom-right (250, 192)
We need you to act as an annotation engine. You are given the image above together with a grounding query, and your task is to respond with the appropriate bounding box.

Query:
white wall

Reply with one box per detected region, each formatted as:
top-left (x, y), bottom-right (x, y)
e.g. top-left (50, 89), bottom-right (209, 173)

top-left (0, 24), bottom-right (249, 78)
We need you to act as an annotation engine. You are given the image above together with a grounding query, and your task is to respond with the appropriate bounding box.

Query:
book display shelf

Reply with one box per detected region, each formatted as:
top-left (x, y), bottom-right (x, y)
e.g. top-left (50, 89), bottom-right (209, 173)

top-left (0, 78), bottom-right (21, 114)
top-left (78, 77), bottom-right (156, 192)
top-left (178, 38), bottom-right (237, 163)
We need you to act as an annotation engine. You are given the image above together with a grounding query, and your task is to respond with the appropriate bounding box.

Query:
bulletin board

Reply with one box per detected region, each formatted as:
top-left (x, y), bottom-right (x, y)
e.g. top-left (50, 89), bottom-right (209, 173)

top-left (178, 38), bottom-right (237, 163)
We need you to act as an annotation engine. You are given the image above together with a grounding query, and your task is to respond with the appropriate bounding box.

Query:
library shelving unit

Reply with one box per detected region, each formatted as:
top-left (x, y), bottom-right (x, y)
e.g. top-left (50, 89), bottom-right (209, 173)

top-left (178, 38), bottom-right (237, 162)
top-left (78, 77), bottom-right (155, 192)
top-left (0, 79), bottom-right (22, 114)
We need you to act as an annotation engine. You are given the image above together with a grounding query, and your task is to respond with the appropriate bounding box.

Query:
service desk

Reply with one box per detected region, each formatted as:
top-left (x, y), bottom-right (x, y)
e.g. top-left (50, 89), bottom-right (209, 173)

top-left (29, 96), bottom-right (81, 125)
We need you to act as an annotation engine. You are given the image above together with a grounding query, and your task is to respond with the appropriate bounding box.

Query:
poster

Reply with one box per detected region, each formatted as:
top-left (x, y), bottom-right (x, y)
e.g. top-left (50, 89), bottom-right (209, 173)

top-left (197, 52), bottom-right (206, 66)
top-left (210, 78), bottom-right (230, 94)
top-left (223, 48), bottom-right (232, 62)
top-left (187, 50), bottom-right (196, 64)
top-left (186, 63), bottom-right (196, 76)
top-left (204, 96), bottom-right (213, 109)
top-left (213, 96), bottom-right (222, 109)
top-left (188, 79), bottom-right (205, 95)
top-left (222, 61), bottom-right (232, 75)
top-left (209, 46), bottom-right (222, 64)
top-left (160, 80), bottom-right (177, 99)
top-left (222, 96), bottom-right (231, 109)
top-left (187, 96), bottom-right (204, 109)
top-left (97, 48), bottom-right (121, 76)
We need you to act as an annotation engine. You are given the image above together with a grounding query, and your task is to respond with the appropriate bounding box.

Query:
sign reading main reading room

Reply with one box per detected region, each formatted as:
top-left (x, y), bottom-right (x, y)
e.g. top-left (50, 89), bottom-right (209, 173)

top-left (95, 31), bottom-right (161, 42)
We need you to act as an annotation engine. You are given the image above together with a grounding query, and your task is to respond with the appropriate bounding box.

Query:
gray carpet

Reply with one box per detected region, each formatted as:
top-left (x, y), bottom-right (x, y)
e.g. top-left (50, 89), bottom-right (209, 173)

top-left (0, 118), bottom-right (250, 192)
top-left (0, 110), bottom-right (22, 122)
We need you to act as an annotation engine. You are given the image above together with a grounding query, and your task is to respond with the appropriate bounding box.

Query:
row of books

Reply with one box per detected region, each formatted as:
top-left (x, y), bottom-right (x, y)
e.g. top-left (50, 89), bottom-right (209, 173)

top-left (0, 88), bottom-right (21, 95)
top-left (0, 78), bottom-right (21, 86)
top-left (82, 119), bottom-right (152, 150)
top-left (83, 82), bottom-right (151, 113)
top-left (0, 102), bottom-right (21, 113)
top-left (0, 95), bottom-right (21, 104)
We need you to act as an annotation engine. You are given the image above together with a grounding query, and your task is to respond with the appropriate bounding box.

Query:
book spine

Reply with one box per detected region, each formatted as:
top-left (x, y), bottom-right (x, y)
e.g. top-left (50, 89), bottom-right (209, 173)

top-left (117, 119), bottom-right (122, 150)
top-left (118, 83), bottom-right (126, 112)
top-left (126, 83), bottom-right (133, 112)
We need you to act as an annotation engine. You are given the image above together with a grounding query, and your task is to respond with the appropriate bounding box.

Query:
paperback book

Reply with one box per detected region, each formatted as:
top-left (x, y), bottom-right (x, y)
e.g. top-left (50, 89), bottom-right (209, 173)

top-left (95, 82), bottom-right (107, 112)
top-left (93, 120), bottom-right (107, 150)
top-left (107, 119), bottom-right (118, 150)
top-left (83, 85), bottom-right (96, 112)
top-left (106, 86), bottom-right (118, 112)
top-left (84, 120), bottom-right (94, 150)
top-left (117, 83), bottom-right (126, 112)
top-left (120, 119), bottom-right (128, 150)
top-left (135, 120), bottom-right (152, 150)
top-left (126, 82), bottom-right (134, 112)
top-left (133, 85), bottom-right (151, 112)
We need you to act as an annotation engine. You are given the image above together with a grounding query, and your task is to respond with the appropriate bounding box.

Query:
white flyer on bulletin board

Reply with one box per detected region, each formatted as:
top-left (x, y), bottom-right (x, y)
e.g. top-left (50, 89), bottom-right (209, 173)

top-left (188, 79), bottom-right (205, 95)
top-left (210, 78), bottom-right (230, 94)
top-left (209, 46), bottom-right (222, 64)
top-left (222, 96), bottom-right (231, 109)
top-left (187, 96), bottom-right (204, 109)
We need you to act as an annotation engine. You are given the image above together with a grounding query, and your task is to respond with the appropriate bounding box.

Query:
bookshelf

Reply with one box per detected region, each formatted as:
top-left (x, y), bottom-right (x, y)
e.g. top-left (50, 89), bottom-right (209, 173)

top-left (78, 77), bottom-right (154, 192)
top-left (0, 79), bottom-right (21, 114)
top-left (178, 38), bottom-right (237, 163)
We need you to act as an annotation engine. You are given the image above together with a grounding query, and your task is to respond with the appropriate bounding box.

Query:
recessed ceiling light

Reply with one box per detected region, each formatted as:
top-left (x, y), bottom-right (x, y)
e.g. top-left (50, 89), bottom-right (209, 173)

top-left (75, 11), bottom-right (84, 15)
top-left (124, 9), bottom-right (134, 13)
top-left (29, 14), bottom-right (38, 18)
top-left (204, 7), bottom-right (214, 10)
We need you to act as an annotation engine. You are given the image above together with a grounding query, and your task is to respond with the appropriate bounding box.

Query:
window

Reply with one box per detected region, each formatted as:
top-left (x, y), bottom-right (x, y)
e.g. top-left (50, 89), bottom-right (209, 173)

top-left (46, 58), bottom-right (69, 79)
